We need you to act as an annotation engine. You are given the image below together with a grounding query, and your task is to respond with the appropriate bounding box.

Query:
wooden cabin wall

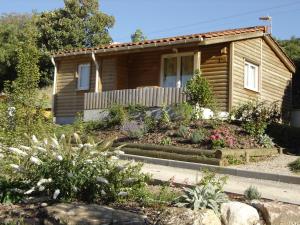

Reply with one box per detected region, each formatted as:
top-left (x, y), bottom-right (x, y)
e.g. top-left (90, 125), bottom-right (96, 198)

top-left (232, 38), bottom-right (292, 114)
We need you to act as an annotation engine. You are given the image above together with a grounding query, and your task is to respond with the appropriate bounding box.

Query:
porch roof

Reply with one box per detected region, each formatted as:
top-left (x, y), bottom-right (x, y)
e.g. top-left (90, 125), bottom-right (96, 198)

top-left (53, 26), bottom-right (267, 57)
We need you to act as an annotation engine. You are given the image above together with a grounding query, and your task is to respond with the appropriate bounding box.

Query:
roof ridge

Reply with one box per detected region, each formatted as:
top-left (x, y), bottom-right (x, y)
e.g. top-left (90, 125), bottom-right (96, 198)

top-left (54, 26), bottom-right (267, 56)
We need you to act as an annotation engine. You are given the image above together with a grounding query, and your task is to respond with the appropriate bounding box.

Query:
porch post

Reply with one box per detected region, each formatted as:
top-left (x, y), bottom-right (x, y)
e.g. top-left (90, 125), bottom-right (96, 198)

top-left (92, 52), bottom-right (101, 92)
top-left (51, 57), bottom-right (57, 119)
top-left (194, 51), bottom-right (201, 72)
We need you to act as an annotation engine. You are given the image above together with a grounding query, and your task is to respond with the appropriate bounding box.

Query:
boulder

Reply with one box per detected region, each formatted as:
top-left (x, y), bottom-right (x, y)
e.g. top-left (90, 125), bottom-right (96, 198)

top-left (157, 207), bottom-right (221, 225)
top-left (221, 201), bottom-right (260, 225)
top-left (252, 201), bottom-right (300, 225)
top-left (41, 203), bottom-right (147, 225)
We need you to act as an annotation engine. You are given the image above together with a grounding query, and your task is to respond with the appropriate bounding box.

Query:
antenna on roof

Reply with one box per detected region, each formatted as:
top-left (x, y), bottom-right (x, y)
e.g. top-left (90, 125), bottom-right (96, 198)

top-left (259, 16), bottom-right (272, 34)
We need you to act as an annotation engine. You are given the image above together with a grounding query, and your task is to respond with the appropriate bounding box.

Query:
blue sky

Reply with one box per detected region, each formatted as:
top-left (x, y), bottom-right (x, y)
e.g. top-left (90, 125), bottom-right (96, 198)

top-left (0, 0), bottom-right (300, 42)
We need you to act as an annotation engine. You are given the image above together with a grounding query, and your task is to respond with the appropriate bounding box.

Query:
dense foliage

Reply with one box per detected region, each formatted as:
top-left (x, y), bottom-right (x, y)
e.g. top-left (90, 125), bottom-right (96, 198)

top-left (0, 0), bottom-right (114, 89)
top-left (288, 157), bottom-right (300, 173)
top-left (185, 70), bottom-right (215, 109)
top-left (0, 133), bottom-right (148, 203)
top-left (244, 186), bottom-right (261, 200)
top-left (131, 29), bottom-right (147, 43)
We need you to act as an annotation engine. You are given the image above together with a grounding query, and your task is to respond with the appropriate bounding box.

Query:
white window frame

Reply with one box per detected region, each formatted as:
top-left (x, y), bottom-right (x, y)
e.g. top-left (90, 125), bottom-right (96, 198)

top-left (244, 60), bottom-right (259, 92)
top-left (77, 63), bottom-right (91, 91)
top-left (160, 52), bottom-right (196, 88)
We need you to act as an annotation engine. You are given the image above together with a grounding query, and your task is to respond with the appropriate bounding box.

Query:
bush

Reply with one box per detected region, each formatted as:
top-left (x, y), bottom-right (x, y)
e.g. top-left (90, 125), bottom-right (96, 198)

top-left (175, 125), bottom-right (189, 138)
top-left (0, 134), bottom-right (149, 203)
top-left (144, 115), bottom-right (156, 132)
top-left (106, 104), bottom-right (127, 127)
top-left (190, 129), bottom-right (206, 144)
top-left (210, 127), bottom-right (236, 149)
top-left (175, 183), bottom-right (228, 214)
top-left (198, 170), bottom-right (228, 192)
top-left (160, 136), bottom-right (172, 145)
top-left (121, 121), bottom-right (145, 140)
top-left (185, 70), bottom-right (215, 108)
top-left (173, 102), bottom-right (193, 125)
top-left (232, 100), bottom-right (280, 137)
top-left (127, 104), bottom-right (147, 121)
top-left (159, 106), bottom-right (171, 129)
top-left (258, 134), bottom-right (275, 148)
top-left (244, 186), bottom-right (261, 200)
top-left (288, 157), bottom-right (300, 173)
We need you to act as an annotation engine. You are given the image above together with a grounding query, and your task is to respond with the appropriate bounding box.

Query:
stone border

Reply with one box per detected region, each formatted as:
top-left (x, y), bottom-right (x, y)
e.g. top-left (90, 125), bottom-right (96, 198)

top-left (120, 154), bottom-right (300, 185)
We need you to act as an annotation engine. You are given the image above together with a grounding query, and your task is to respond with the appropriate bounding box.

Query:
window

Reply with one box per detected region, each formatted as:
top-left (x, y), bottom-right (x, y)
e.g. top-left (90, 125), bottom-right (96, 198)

top-left (244, 61), bottom-right (259, 92)
top-left (162, 53), bottom-right (195, 87)
top-left (77, 64), bottom-right (90, 90)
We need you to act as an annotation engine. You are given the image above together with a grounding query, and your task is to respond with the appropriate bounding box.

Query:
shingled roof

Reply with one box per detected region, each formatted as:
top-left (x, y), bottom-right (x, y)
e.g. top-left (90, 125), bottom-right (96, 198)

top-left (54, 26), bottom-right (267, 57)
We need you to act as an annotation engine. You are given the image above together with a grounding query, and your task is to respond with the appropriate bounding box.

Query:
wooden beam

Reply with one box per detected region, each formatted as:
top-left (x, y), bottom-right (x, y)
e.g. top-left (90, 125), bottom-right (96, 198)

top-left (51, 57), bottom-right (57, 117)
top-left (92, 52), bottom-right (101, 92)
top-left (228, 42), bottom-right (234, 112)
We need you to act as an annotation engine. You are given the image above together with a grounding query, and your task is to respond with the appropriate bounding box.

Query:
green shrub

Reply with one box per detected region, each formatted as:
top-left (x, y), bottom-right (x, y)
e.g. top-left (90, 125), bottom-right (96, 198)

top-left (175, 183), bottom-right (228, 214)
top-left (190, 129), bottom-right (206, 144)
top-left (288, 157), bottom-right (300, 173)
top-left (106, 104), bottom-right (127, 127)
top-left (121, 121), bottom-right (145, 140)
top-left (244, 186), bottom-right (261, 200)
top-left (185, 70), bottom-right (216, 108)
top-left (258, 134), bottom-right (275, 148)
top-left (198, 170), bottom-right (228, 192)
top-left (242, 120), bottom-right (267, 137)
top-left (0, 134), bottom-right (149, 203)
top-left (173, 102), bottom-right (193, 125)
top-left (127, 104), bottom-right (147, 120)
top-left (144, 115), bottom-right (156, 132)
top-left (159, 106), bottom-right (171, 129)
top-left (175, 125), bottom-right (189, 138)
top-left (232, 100), bottom-right (280, 137)
top-left (160, 136), bottom-right (172, 145)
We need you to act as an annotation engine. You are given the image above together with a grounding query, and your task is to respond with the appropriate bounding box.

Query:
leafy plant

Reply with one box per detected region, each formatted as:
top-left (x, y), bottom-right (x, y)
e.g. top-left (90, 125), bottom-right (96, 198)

top-left (175, 183), bottom-right (228, 214)
top-left (288, 157), bottom-right (300, 173)
top-left (185, 70), bottom-right (216, 108)
top-left (173, 102), bottom-right (193, 125)
top-left (232, 100), bottom-right (280, 137)
top-left (175, 125), bottom-right (190, 138)
top-left (210, 127), bottom-right (236, 149)
top-left (127, 104), bottom-right (147, 121)
top-left (258, 134), bottom-right (275, 148)
top-left (0, 134), bottom-right (149, 203)
top-left (121, 121), bottom-right (145, 140)
top-left (106, 104), bottom-right (128, 127)
top-left (159, 106), bottom-right (171, 129)
top-left (144, 115), bottom-right (156, 132)
top-left (198, 170), bottom-right (228, 192)
top-left (190, 129), bottom-right (206, 144)
top-left (244, 186), bottom-right (261, 200)
top-left (160, 137), bottom-right (172, 145)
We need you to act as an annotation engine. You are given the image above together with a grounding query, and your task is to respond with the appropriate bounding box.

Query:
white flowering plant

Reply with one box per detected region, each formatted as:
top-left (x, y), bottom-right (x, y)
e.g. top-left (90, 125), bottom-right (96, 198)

top-left (0, 133), bottom-right (149, 203)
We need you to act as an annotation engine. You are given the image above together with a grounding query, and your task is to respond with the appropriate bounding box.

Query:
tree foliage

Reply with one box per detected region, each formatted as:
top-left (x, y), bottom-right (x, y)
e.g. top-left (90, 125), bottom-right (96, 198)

top-left (0, 0), bottom-right (115, 90)
top-left (131, 29), bottom-right (147, 43)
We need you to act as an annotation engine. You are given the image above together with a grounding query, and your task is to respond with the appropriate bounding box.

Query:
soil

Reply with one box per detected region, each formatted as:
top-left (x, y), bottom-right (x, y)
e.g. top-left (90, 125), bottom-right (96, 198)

top-left (95, 120), bottom-right (263, 150)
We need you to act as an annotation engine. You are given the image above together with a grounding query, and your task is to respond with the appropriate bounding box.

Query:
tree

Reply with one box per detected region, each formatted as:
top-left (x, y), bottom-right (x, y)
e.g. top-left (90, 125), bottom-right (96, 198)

top-left (36, 0), bottom-right (115, 51)
top-left (0, 13), bottom-right (33, 90)
top-left (131, 29), bottom-right (147, 43)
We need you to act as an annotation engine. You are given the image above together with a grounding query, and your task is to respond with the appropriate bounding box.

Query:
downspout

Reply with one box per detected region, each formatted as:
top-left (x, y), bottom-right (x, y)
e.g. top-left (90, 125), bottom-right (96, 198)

top-left (51, 57), bottom-right (57, 121)
top-left (91, 52), bottom-right (100, 93)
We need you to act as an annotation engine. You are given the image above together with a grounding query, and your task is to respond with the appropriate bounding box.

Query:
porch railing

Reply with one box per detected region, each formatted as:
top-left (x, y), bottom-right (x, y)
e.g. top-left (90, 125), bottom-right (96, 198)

top-left (84, 87), bottom-right (187, 110)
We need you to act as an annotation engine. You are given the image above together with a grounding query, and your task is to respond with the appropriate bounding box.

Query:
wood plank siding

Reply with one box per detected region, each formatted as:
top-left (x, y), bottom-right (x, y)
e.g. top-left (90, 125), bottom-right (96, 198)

top-left (231, 38), bottom-right (292, 113)
top-left (55, 56), bottom-right (95, 117)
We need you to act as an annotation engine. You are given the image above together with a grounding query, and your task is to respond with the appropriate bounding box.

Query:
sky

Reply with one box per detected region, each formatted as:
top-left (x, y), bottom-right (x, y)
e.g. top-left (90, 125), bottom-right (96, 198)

top-left (0, 0), bottom-right (299, 42)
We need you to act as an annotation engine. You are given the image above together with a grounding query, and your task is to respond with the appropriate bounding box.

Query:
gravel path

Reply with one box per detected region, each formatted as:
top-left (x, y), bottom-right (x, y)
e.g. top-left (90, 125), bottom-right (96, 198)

top-left (228, 154), bottom-right (299, 176)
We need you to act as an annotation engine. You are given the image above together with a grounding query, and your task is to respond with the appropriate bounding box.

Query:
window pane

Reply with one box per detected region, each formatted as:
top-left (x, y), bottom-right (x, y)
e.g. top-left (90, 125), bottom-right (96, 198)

top-left (181, 55), bottom-right (194, 86)
top-left (79, 65), bottom-right (90, 89)
top-left (163, 57), bottom-right (177, 87)
top-left (244, 62), bottom-right (258, 91)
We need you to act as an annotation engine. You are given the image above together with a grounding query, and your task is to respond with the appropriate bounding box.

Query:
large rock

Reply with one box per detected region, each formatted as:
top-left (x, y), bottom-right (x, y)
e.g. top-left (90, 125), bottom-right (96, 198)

top-left (41, 203), bottom-right (147, 225)
top-left (157, 207), bottom-right (221, 225)
top-left (221, 201), bottom-right (260, 225)
top-left (252, 201), bottom-right (300, 225)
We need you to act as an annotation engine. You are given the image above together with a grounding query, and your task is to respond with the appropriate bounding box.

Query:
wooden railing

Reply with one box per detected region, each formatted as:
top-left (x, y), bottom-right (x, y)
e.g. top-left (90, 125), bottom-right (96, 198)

top-left (84, 87), bottom-right (187, 110)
